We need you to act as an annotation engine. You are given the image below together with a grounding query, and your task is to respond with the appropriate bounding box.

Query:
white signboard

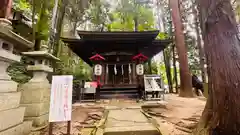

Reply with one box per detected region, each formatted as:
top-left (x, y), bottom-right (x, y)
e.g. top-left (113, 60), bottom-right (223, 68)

top-left (94, 64), bottom-right (102, 76)
top-left (84, 82), bottom-right (91, 88)
top-left (136, 64), bottom-right (144, 75)
top-left (49, 75), bottom-right (73, 122)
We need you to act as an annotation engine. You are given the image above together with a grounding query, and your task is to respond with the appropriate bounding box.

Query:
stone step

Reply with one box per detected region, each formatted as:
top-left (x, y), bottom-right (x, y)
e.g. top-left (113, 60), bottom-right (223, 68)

top-left (103, 108), bottom-right (159, 135)
top-left (0, 121), bottom-right (32, 135)
top-left (99, 93), bottom-right (139, 99)
top-left (0, 92), bottom-right (21, 111)
top-left (0, 107), bottom-right (25, 131)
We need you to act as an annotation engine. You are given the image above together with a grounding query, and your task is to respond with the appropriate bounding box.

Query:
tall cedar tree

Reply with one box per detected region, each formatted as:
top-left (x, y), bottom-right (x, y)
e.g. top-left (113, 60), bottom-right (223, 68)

top-left (196, 0), bottom-right (240, 134)
top-left (169, 0), bottom-right (194, 97)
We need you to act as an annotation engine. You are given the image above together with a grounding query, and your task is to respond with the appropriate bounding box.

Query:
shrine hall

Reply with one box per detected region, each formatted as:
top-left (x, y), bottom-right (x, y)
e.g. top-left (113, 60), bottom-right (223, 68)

top-left (62, 30), bottom-right (172, 98)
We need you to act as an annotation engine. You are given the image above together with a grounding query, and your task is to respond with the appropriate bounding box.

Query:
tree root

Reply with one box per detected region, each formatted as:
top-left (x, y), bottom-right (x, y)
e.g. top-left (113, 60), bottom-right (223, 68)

top-left (176, 125), bottom-right (193, 133)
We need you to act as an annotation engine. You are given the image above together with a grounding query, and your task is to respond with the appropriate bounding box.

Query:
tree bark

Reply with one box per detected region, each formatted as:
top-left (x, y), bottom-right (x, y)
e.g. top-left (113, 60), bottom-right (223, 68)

top-left (134, 16), bottom-right (138, 31)
top-left (53, 0), bottom-right (67, 56)
top-left (163, 49), bottom-right (173, 93)
top-left (197, 0), bottom-right (240, 134)
top-left (0, 0), bottom-right (12, 18)
top-left (169, 0), bottom-right (193, 97)
top-left (172, 44), bottom-right (179, 93)
top-left (148, 59), bottom-right (152, 74)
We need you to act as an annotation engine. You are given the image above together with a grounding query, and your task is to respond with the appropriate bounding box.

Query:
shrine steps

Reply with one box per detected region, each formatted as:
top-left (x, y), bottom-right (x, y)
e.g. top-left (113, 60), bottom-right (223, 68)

top-left (99, 88), bottom-right (139, 99)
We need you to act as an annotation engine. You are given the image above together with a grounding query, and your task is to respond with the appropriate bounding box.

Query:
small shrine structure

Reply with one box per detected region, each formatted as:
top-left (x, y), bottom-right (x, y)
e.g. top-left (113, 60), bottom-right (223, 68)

top-left (62, 30), bottom-right (171, 98)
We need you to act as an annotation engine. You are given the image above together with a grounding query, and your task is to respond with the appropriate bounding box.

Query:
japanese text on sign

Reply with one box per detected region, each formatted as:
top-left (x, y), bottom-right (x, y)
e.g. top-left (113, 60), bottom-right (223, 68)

top-left (49, 75), bottom-right (73, 122)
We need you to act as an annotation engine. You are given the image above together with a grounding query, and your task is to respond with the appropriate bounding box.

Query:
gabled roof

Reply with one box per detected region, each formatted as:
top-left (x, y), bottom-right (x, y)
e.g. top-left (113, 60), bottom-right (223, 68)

top-left (62, 30), bottom-right (172, 66)
top-left (77, 30), bottom-right (159, 41)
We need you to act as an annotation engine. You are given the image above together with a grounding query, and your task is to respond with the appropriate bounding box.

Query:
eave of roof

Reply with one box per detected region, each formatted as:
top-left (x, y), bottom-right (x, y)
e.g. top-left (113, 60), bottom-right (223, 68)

top-left (77, 30), bottom-right (160, 41)
top-left (61, 37), bottom-right (172, 66)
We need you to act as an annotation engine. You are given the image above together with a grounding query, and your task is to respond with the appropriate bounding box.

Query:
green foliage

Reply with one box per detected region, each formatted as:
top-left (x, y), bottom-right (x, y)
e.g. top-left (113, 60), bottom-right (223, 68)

top-left (157, 32), bottom-right (169, 40)
top-left (7, 57), bottom-right (32, 84)
top-left (158, 61), bottom-right (180, 86)
top-left (34, 0), bottom-right (54, 41)
top-left (13, 0), bottom-right (31, 12)
top-left (55, 42), bottom-right (92, 80)
top-left (65, 0), bottom-right (90, 29)
top-left (110, 0), bottom-right (155, 31)
top-left (85, 0), bottom-right (112, 31)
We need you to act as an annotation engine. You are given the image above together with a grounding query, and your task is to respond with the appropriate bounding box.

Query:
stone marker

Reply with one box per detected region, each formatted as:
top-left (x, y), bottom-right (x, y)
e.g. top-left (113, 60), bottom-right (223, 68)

top-left (19, 45), bottom-right (59, 133)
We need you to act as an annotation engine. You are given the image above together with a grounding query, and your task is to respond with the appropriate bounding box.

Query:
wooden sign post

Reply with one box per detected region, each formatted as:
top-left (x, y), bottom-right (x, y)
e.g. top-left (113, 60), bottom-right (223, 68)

top-left (48, 75), bottom-right (73, 135)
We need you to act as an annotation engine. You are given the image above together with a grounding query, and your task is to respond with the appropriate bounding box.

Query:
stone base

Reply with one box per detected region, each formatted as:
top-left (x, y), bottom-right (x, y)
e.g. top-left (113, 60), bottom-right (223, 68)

top-left (21, 102), bottom-right (49, 117)
top-left (0, 107), bottom-right (25, 131)
top-left (19, 82), bottom-right (50, 104)
top-left (0, 18), bottom-right (12, 30)
top-left (0, 121), bottom-right (32, 135)
top-left (0, 92), bottom-right (21, 111)
top-left (0, 80), bottom-right (18, 92)
top-left (25, 113), bottom-right (49, 128)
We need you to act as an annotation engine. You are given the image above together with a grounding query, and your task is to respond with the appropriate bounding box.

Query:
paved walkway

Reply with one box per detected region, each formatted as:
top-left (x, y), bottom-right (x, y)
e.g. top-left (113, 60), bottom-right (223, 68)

top-left (103, 107), bottom-right (159, 135)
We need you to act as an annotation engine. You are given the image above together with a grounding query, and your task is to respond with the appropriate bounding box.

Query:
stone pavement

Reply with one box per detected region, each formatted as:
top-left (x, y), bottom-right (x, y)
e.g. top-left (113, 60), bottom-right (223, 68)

top-left (103, 106), bottom-right (160, 135)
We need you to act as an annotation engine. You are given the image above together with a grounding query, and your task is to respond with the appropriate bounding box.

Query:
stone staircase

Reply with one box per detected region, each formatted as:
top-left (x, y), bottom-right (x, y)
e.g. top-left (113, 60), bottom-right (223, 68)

top-left (99, 87), bottom-right (139, 99)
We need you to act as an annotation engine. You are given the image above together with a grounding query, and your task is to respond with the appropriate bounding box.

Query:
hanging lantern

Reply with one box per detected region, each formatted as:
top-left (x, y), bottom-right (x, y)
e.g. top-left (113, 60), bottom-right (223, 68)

top-left (136, 64), bottom-right (144, 75)
top-left (94, 64), bottom-right (102, 76)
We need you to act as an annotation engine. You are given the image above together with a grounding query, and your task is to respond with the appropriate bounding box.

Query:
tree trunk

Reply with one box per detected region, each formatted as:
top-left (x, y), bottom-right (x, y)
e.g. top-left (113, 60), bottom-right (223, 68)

top-left (197, 0), bottom-right (240, 134)
top-left (172, 44), bottom-right (179, 93)
top-left (0, 0), bottom-right (12, 18)
top-left (147, 59), bottom-right (152, 74)
top-left (134, 16), bottom-right (138, 31)
top-left (163, 48), bottom-right (173, 93)
top-left (193, 1), bottom-right (207, 83)
top-left (169, 0), bottom-right (193, 97)
top-left (53, 0), bottom-right (67, 56)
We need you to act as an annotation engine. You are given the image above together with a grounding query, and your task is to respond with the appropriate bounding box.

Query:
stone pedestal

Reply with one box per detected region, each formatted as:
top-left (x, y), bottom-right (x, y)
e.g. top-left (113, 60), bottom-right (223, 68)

top-left (19, 47), bottom-right (59, 131)
top-left (0, 18), bottom-right (33, 135)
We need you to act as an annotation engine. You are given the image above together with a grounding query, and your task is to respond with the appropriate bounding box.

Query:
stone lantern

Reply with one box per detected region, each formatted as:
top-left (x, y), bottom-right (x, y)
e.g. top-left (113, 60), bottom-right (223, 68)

top-left (0, 17), bottom-right (34, 135)
top-left (19, 45), bottom-right (59, 133)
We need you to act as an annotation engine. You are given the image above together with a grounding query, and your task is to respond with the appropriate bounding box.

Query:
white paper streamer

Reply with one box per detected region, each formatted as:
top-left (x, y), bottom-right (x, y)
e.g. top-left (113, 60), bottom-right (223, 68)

top-left (114, 64), bottom-right (117, 75)
top-left (106, 64), bottom-right (108, 74)
top-left (121, 65), bottom-right (124, 75)
top-left (129, 64), bottom-right (131, 74)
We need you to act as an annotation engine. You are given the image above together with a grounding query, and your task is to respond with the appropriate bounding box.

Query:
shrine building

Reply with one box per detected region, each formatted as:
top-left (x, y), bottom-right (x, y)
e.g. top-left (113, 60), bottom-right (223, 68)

top-left (62, 30), bottom-right (171, 98)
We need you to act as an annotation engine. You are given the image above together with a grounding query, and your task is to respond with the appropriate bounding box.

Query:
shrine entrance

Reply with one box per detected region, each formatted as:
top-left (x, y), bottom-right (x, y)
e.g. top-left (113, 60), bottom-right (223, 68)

top-left (107, 64), bottom-right (132, 85)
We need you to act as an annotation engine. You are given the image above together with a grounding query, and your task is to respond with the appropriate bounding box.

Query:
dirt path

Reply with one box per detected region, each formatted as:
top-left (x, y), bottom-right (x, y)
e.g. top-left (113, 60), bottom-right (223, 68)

top-left (143, 94), bottom-right (206, 135)
top-left (41, 105), bottom-right (104, 135)
top-left (40, 95), bottom-right (205, 135)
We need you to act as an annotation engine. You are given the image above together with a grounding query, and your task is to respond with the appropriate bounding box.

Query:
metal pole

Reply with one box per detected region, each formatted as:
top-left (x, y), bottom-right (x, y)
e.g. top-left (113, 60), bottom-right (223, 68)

top-left (67, 121), bottom-right (71, 135)
top-left (49, 122), bottom-right (53, 135)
